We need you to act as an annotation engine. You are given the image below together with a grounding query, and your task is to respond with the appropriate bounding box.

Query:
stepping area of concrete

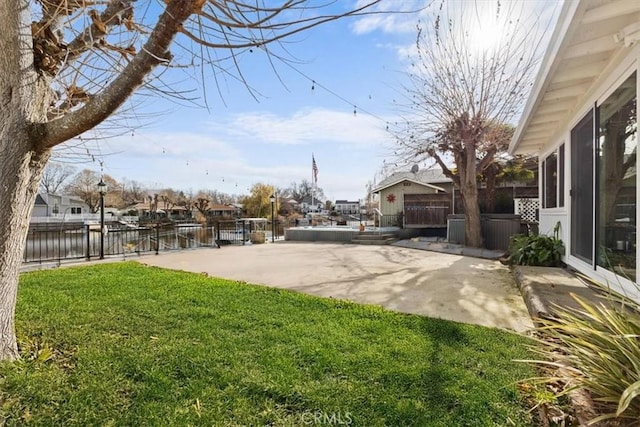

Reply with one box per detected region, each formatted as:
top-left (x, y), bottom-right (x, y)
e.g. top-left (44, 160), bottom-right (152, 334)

top-left (139, 242), bottom-right (534, 332)
top-left (512, 265), bottom-right (609, 323)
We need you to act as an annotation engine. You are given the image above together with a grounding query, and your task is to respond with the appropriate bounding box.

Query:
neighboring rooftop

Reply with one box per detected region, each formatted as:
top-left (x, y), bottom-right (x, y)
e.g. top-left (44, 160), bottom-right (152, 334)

top-left (373, 168), bottom-right (451, 193)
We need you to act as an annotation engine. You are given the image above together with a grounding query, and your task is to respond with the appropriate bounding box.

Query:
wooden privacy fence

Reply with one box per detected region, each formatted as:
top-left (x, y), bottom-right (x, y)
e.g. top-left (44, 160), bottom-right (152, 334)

top-left (403, 187), bottom-right (539, 227)
top-left (404, 194), bottom-right (455, 227)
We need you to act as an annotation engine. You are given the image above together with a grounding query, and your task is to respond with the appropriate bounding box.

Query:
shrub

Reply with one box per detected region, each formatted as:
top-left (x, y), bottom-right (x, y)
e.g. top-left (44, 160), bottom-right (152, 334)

top-left (523, 276), bottom-right (640, 424)
top-left (508, 228), bottom-right (564, 267)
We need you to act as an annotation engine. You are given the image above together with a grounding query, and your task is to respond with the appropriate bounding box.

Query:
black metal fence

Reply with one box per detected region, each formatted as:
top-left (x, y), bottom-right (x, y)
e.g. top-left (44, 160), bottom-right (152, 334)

top-left (213, 219), bottom-right (285, 245)
top-left (213, 220), bottom-right (250, 245)
top-left (24, 223), bottom-right (216, 264)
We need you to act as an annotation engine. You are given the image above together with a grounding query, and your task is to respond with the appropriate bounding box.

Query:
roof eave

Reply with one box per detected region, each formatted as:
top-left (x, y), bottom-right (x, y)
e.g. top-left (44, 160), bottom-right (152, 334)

top-left (509, 0), bottom-right (584, 155)
top-left (373, 178), bottom-right (446, 193)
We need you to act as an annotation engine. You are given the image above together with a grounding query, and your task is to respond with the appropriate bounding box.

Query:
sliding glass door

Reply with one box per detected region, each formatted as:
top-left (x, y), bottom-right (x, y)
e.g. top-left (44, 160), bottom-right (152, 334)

top-left (597, 72), bottom-right (637, 280)
top-left (571, 111), bottom-right (595, 263)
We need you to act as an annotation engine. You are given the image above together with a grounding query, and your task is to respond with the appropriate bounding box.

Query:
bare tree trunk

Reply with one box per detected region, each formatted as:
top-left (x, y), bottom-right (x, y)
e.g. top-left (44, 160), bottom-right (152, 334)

top-left (461, 187), bottom-right (482, 247)
top-left (0, 141), bottom-right (49, 360)
top-left (0, 0), bottom-right (52, 360)
top-left (460, 144), bottom-right (483, 247)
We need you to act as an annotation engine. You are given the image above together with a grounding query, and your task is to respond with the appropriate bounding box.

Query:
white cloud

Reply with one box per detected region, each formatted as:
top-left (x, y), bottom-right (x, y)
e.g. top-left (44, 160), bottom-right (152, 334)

top-left (208, 108), bottom-right (389, 146)
top-left (394, 42), bottom-right (418, 62)
top-left (351, 0), bottom-right (429, 35)
top-left (111, 132), bottom-right (243, 159)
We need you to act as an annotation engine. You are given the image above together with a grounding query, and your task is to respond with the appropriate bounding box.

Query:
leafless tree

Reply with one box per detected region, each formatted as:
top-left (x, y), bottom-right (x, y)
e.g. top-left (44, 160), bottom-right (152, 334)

top-left (39, 162), bottom-right (77, 194)
top-left (64, 169), bottom-right (102, 212)
top-left (391, 1), bottom-right (553, 247)
top-left (160, 189), bottom-right (178, 211)
top-left (0, 0), bottom-right (388, 360)
top-left (198, 189), bottom-right (236, 205)
top-left (288, 179), bottom-right (325, 202)
top-left (121, 179), bottom-right (148, 207)
top-left (194, 196), bottom-right (211, 220)
top-left (176, 191), bottom-right (195, 217)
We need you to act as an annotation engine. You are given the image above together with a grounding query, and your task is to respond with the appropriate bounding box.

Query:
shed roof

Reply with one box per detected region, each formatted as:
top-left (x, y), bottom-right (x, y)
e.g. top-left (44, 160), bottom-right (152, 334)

top-left (373, 168), bottom-right (450, 193)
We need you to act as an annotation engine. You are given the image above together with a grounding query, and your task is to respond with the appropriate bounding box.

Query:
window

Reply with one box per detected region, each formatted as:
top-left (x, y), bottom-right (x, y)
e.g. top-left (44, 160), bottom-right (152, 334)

top-left (71, 207), bottom-right (82, 214)
top-left (558, 144), bottom-right (565, 207)
top-left (543, 144), bottom-right (564, 208)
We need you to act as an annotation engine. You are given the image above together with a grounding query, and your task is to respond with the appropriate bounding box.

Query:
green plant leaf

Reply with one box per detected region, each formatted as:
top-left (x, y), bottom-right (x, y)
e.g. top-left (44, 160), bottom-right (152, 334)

top-left (618, 380), bottom-right (640, 416)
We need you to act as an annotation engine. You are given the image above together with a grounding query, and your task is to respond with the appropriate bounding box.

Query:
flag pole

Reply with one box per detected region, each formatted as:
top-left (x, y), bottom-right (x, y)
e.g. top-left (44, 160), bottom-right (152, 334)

top-left (311, 154), bottom-right (316, 215)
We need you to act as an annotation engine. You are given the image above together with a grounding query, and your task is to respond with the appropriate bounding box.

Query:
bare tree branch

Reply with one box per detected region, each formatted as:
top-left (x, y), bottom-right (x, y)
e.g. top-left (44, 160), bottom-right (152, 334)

top-left (39, 161), bottom-right (77, 193)
top-left (39, 0), bottom-right (194, 148)
top-left (388, 0), bottom-right (550, 247)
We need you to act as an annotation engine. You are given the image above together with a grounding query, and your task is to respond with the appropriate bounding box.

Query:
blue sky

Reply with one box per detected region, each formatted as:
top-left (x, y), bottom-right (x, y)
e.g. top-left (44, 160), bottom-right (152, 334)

top-left (53, 0), bottom-right (560, 202)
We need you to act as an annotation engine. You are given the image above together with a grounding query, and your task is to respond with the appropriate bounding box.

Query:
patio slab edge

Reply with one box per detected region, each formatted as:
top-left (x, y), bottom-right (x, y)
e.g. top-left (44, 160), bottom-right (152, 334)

top-left (391, 239), bottom-right (505, 260)
top-left (511, 265), bottom-right (607, 324)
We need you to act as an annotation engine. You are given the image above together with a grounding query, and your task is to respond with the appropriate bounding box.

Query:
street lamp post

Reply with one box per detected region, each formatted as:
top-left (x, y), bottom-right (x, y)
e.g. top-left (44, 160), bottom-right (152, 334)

top-left (269, 194), bottom-right (276, 243)
top-left (97, 178), bottom-right (107, 259)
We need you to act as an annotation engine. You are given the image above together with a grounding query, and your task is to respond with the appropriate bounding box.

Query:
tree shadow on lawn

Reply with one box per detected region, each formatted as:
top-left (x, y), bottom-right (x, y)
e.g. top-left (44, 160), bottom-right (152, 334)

top-left (415, 319), bottom-right (471, 415)
top-left (408, 317), bottom-right (531, 425)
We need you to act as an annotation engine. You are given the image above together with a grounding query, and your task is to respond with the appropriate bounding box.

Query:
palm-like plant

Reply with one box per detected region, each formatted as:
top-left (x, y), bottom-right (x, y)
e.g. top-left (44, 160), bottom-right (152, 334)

top-left (523, 275), bottom-right (640, 424)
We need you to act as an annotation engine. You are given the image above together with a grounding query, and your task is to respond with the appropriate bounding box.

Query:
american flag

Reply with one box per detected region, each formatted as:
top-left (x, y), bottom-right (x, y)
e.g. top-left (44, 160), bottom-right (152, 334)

top-left (312, 154), bottom-right (318, 184)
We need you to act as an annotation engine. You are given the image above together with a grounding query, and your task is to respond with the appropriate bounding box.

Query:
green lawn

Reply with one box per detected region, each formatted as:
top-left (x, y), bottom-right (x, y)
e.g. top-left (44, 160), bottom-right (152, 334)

top-left (1, 262), bottom-right (536, 426)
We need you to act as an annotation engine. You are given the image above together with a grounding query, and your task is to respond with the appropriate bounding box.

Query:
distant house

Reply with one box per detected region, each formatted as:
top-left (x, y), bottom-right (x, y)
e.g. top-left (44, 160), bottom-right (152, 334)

top-left (31, 193), bottom-right (90, 222)
top-left (32, 194), bottom-right (49, 217)
top-left (299, 196), bottom-right (324, 214)
top-left (509, 0), bottom-right (640, 296)
top-left (208, 204), bottom-right (241, 218)
top-left (334, 200), bottom-right (360, 215)
top-left (127, 202), bottom-right (189, 219)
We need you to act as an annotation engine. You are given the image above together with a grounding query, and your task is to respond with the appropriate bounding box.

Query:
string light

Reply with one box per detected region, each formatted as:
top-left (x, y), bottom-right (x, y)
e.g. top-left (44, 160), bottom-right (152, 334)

top-left (276, 58), bottom-right (387, 122)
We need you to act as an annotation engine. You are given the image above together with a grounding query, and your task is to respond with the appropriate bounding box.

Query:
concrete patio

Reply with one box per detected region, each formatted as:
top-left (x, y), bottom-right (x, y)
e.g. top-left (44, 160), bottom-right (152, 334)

top-left (139, 242), bottom-right (534, 332)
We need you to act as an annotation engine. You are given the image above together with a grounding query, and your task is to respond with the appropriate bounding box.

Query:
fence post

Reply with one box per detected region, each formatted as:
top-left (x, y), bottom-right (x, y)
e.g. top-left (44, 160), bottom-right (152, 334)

top-left (242, 220), bottom-right (246, 245)
top-left (155, 223), bottom-right (160, 255)
top-left (57, 225), bottom-right (62, 264)
top-left (85, 224), bottom-right (90, 260)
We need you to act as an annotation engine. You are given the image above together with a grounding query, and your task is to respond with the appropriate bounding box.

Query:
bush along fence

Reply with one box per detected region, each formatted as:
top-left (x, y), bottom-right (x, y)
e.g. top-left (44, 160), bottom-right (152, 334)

top-left (24, 222), bottom-right (217, 264)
